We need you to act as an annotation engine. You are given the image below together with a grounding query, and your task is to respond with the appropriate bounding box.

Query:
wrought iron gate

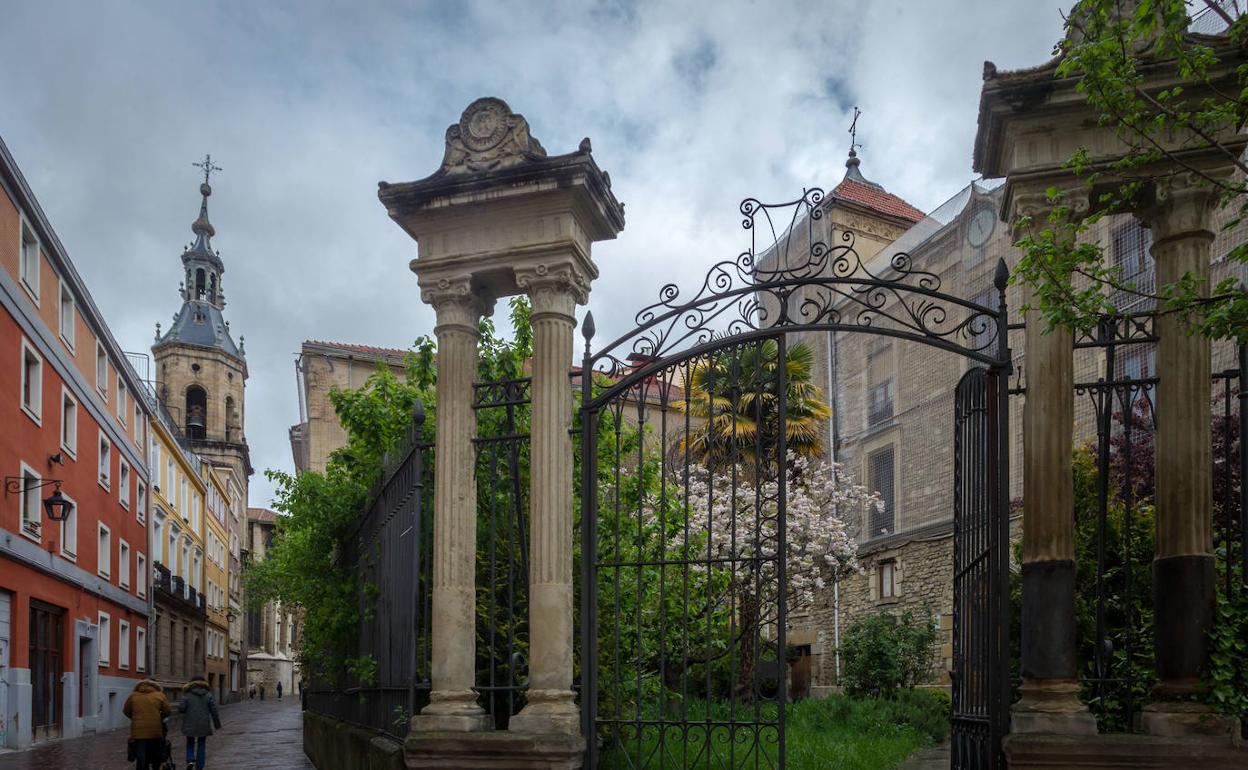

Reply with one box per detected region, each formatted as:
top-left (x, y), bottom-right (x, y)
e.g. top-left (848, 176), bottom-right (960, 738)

top-left (578, 190), bottom-right (1013, 770)
top-left (951, 367), bottom-right (1010, 770)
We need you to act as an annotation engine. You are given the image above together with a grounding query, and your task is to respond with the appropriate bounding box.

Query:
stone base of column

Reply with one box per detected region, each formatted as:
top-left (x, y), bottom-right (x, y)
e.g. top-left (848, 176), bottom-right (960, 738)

top-left (410, 690), bottom-right (493, 733)
top-left (509, 689), bottom-right (581, 735)
top-left (1011, 680), bottom-right (1098, 735)
top-left (406, 729), bottom-right (585, 769)
top-left (1142, 701), bottom-right (1241, 741)
top-left (1004, 732), bottom-right (1248, 769)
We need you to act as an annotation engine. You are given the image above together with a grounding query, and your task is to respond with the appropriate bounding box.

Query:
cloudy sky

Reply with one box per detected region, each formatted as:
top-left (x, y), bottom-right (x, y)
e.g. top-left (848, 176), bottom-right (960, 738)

top-left (1, 1), bottom-right (1066, 505)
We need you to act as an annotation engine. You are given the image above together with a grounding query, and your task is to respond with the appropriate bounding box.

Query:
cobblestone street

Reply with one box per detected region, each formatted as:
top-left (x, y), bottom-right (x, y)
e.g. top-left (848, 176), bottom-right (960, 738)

top-left (0, 697), bottom-right (313, 770)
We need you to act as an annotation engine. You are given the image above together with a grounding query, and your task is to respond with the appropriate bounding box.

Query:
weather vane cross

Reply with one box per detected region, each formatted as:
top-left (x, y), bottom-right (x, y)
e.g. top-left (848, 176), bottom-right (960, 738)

top-left (848, 106), bottom-right (863, 154)
top-left (193, 154), bottom-right (222, 184)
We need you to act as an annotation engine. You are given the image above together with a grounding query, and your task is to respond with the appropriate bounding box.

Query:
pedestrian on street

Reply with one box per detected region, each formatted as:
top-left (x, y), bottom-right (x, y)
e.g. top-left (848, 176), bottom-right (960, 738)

top-left (248, 685), bottom-right (255, 699)
top-left (124, 678), bottom-right (171, 770)
top-left (276, 681), bottom-right (283, 700)
top-left (177, 674), bottom-right (222, 770)
top-left (259, 682), bottom-right (266, 700)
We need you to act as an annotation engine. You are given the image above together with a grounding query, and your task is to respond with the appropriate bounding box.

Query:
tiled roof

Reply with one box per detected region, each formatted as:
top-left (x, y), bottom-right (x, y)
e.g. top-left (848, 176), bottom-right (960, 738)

top-left (830, 178), bottom-right (925, 224)
top-left (247, 507), bottom-right (278, 522)
top-left (304, 340), bottom-right (410, 359)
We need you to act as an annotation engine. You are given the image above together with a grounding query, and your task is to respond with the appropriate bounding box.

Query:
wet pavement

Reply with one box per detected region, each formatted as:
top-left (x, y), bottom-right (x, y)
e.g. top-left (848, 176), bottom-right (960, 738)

top-left (0, 696), bottom-right (313, 770)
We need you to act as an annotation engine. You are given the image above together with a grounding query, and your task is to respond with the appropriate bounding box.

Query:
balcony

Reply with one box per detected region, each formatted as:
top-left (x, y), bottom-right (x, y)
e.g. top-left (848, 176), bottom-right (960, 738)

top-left (154, 563), bottom-right (206, 617)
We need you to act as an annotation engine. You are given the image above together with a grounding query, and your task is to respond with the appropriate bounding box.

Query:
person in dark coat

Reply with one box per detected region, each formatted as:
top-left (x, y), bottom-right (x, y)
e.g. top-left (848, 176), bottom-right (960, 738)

top-left (124, 679), bottom-right (171, 770)
top-left (276, 681), bottom-right (283, 700)
top-left (177, 675), bottom-right (222, 770)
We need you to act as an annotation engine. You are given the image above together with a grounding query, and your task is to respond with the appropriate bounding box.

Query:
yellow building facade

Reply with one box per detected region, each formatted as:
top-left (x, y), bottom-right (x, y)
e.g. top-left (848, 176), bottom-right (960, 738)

top-left (203, 466), bottom-right (230, 701)
top-left (147, 407), bottom-right (208, 697)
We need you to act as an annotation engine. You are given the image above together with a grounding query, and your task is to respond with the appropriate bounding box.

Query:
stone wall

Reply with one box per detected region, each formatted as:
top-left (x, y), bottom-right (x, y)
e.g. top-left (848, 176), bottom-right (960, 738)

top-left (303, 709), bottom-right (404, 770)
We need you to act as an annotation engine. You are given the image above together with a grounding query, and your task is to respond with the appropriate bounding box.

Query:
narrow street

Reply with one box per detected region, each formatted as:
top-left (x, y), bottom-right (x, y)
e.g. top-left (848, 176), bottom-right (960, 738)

top-left (0, 696), bottom-right (313, 770)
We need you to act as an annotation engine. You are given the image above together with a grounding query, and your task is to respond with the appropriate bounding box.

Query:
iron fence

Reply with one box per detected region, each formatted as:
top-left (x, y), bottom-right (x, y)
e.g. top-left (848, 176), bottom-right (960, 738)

top-left (1073, 315), bottom-right (1245, 732)
top-left (473, 376), bottom-right (532, 729)
top-left (304, 402), bottom-right (434, 739)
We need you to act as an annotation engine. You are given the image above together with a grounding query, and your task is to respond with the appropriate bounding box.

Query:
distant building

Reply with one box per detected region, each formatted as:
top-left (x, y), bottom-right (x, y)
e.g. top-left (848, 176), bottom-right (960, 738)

top-left (244, 508), bottom-right (299, 694)
top-left (0, 137), bottom-right (154, 747)
top-left (289, 340), bottom-right (408, 473)
top-left (147, 406), bottom-right (208, 700)
top-left (151, 167), bottom-right (251, 696)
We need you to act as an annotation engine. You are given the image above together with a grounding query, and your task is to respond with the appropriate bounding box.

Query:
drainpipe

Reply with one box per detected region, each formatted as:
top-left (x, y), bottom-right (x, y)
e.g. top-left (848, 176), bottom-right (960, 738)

top-left (834, 575), bottom-right (841, 684)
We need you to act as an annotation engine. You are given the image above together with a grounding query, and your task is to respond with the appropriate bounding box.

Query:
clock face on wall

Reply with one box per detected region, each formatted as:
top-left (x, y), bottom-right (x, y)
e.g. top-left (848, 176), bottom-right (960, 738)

top-left (967, 205), bottom-right (996, 248)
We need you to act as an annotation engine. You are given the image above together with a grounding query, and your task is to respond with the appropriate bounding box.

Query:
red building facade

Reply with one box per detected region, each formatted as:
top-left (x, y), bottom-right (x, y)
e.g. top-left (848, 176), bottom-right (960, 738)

top-left (0, 136), bottom-right (152, 748)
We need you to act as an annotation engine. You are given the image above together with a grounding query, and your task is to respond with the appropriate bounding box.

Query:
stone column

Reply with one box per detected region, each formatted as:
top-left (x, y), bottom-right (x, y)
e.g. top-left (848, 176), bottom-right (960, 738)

top-left (1011, 191), bottom-right (1096, 735)
top-left (1139, 174), bottom-right (1225, 736)
top-left (509, 265), bottom-right (585, 736)
top-left (412, 276), bottom-right (494, 733)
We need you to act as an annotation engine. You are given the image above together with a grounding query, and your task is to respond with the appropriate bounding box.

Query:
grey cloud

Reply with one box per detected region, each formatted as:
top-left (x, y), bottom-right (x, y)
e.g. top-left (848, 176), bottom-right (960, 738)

top-left (0, 0), bottom-right (1064, 505)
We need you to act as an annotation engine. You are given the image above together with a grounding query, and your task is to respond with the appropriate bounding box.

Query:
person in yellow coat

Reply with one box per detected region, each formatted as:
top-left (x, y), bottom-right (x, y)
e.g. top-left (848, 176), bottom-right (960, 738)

top-left (124, 679), bottom-right (171, 770)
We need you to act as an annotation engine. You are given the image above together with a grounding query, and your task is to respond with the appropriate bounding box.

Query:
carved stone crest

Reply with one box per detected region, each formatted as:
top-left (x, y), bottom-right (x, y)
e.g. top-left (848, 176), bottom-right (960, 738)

top-left (441, 97), bottom-right (547, 176)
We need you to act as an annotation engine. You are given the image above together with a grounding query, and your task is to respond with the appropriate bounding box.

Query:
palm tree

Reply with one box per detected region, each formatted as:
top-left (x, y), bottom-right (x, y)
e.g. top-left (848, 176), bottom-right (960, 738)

top-left (673, 338), bottom-right (832, 701)
top-left (674, 339), bottom-right (831, 468)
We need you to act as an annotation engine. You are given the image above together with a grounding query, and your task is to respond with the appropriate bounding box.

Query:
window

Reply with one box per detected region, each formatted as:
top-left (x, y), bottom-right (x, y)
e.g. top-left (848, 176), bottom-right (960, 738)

top-left (181, 478), bottom-right (188, 518)
top-left (119, 460), bottom-right (131, 508)
top-left (98, 433), bottom-right (111, 489)
top-left (137, 482), bottom-right (147, 523)
top-left (192, 491), bottom-right (200, 530)
top-left (98, 612), bottom-right (111, 666)
top-left (137, 552), bottom-right (147, 598)
top-left (96, 343), bottom-right (108, 396)
top-left (20, 339), bottom-right (42, 423)
top-left (136, 626), bottom-right (147, 672)
top-left (118, 381), bottom-right (128, 425)
top-left (119, 540), bottom-right (131, 588)
top-left (169, 528), bottom-right (179, 572)
top-left (18, 462), bottom-right (41, 538)
top-left (59, 492), bottom-right (78, 559)
top-left (192, 551), bottom-right (201, 590)
top-left (153, 516), bottom-right (165, 565)
top-left (867, 343), bottom-right (893, 427)
top-left (878, 559), bottom-right (897, 600)
top-left (166, 458), bottom-right (174, 498)
top-left (56, 280), bottom-right (76, 350)
top-left (867, 446), bottom-right (896, 537)
top-left (19, 219), bottom-right (39, 301)
top-left (1110, 221), bottom-right (1155, 313)
top-left (118, 620), bottom-right (130, 670)
top-left (97, 523), bottom-right (111, 578)
top-left (60, 388), bottom-right (78, 457)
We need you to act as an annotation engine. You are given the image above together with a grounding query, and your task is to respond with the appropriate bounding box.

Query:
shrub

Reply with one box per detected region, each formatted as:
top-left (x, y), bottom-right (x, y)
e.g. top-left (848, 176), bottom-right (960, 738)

top-left (839, 608), bottom-right (936, 697)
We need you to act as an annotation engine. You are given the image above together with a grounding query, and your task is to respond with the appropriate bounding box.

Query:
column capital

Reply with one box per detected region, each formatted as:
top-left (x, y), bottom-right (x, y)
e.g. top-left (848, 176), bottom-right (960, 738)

top-left (515, 261), bottom-right (589, 320)
top-left (1008, 184), bottom-right (1091, 240)
top-left (423, 274), bottom-right (495, 334)
top-left (1140, 170), bottom-right (1226, 244)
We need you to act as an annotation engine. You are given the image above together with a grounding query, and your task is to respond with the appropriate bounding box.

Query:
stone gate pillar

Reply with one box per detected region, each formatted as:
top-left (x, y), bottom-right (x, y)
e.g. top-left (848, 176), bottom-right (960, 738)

top-left (508, 265), bottom-right (587, 736)
top-left (379, 97), bottom-right (624, 767)
top-left (1009, 188), bottom-right (1097, 736)
top-left (1137, 172), bottom-right (1227, 736)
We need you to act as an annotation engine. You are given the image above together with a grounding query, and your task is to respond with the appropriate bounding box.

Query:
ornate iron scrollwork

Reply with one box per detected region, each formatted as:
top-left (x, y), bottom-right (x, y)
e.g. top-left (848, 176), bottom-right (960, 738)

top-left (588, 189), bottom-right (1006, 379)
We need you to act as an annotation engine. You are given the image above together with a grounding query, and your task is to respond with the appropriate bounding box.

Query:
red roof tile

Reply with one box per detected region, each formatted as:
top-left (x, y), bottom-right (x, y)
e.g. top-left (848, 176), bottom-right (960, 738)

top-left (305, 339), bottom-right (410, 359)
top-left (247, 507), bottom-right (278, 522)
top-left (830, 178), bottom-right (925, 224)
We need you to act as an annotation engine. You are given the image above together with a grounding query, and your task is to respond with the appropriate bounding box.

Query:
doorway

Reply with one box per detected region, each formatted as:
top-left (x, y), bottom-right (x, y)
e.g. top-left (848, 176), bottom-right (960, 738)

top-left (29, 600), bottom-right (65, 743)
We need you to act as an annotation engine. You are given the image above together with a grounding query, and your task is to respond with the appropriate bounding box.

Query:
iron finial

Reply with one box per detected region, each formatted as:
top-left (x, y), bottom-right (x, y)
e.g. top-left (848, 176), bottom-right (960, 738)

top-left (582, 311), bottom-right (596, 342)
top-left (413, 399), bottom-right (426, 425)
top-left (993, 257), bottom-right (1010, 292)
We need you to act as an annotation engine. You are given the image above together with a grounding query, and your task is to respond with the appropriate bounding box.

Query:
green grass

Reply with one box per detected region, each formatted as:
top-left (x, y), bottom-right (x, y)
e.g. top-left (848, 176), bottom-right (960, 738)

top-left (598, 689), bottom-right (950, 770)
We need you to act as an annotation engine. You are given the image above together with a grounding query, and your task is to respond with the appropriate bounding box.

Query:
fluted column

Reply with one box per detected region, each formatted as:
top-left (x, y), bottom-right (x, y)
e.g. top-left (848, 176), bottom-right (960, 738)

top-left (412, 276), bottom-right (494, 733)
top-left (509, 265), bottom-right (585, 736)
top-left (1139, 173), bottom-right (1223, 734)
top-left (1011, 190), bottom-right (1096, 735)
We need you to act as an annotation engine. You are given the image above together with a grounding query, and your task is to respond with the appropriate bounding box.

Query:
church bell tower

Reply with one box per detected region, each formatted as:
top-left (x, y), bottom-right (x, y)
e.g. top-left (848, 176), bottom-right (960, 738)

top-left (152, 155), bottom-right (252, 484)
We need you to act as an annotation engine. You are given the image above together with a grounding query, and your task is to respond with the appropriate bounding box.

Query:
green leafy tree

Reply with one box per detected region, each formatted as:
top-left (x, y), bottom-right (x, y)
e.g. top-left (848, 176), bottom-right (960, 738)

top-left (839, 609), bottom-right (937, 697)
top-left (1014, 0), bottom-right (1248, 342)
top-left (675, 340), bottom-right (832, 466)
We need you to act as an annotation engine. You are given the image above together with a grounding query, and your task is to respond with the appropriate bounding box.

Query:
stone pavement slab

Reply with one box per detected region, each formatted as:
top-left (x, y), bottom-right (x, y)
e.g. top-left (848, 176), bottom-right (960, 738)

top-left (0, 697), bottom-right (312, 770)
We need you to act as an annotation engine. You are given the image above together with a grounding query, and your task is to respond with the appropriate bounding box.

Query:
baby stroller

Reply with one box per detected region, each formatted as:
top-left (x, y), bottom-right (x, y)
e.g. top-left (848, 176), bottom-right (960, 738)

top-left (159, 717), bottom-right (177, 770)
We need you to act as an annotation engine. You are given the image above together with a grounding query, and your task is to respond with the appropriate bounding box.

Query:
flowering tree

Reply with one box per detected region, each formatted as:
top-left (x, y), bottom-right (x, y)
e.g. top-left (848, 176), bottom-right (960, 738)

top-left (594, 445), bottom-right (875, 707)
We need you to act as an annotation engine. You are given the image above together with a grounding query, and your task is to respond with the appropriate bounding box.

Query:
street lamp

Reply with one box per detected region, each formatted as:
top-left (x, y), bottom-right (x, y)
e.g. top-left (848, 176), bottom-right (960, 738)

top-left (4, 477), bottom-right (74, 522)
